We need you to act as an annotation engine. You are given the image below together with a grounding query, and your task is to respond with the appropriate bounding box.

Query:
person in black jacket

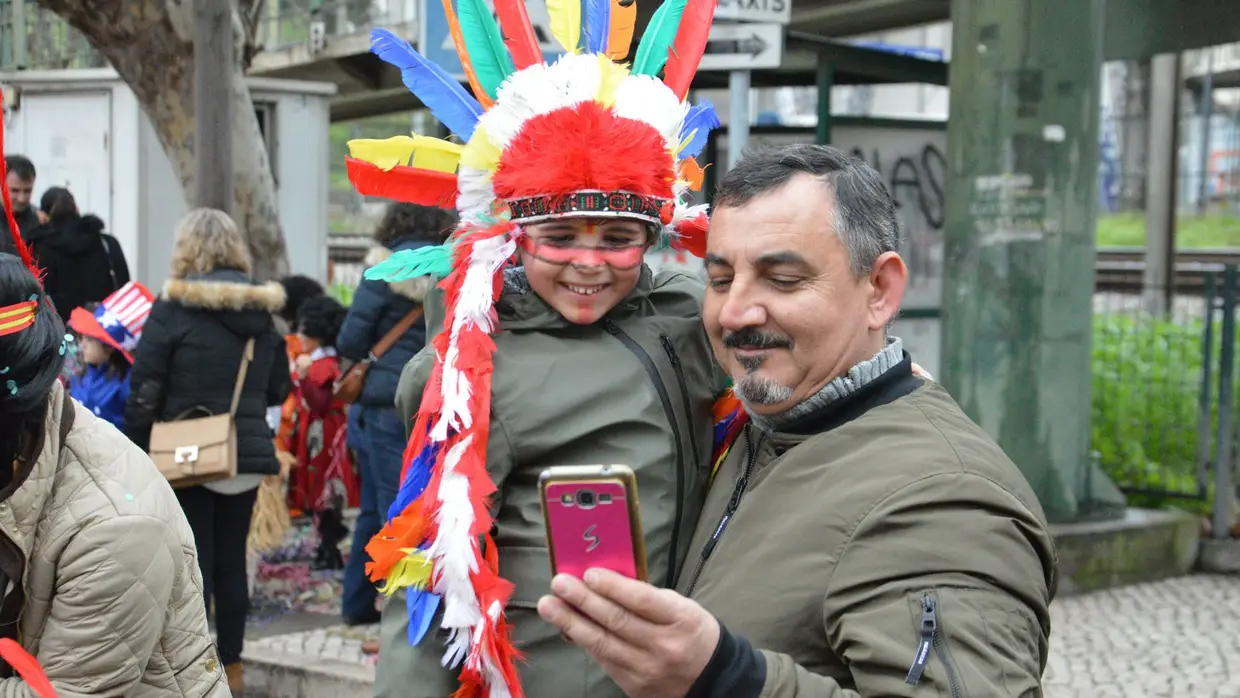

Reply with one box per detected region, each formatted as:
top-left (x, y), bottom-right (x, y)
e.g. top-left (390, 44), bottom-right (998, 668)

top-left (27, 187), bottom-right (130, 322)
top-left (336, 202), bottom-right (456, 628)
top-left (123, 207), bottom-right (289, 695)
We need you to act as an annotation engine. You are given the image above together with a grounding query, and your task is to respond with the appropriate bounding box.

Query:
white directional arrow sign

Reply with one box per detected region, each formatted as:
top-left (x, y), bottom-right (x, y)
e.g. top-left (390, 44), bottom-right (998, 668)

top-left (698, 23), bottom-right (784, 72)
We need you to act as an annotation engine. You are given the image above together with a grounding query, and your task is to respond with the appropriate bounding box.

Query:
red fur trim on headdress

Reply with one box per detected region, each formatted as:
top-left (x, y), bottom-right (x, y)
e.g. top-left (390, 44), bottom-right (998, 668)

top-left (492, 102), bottom-right (675, 202)
top-left (345, 157), bottom-right (459, 208)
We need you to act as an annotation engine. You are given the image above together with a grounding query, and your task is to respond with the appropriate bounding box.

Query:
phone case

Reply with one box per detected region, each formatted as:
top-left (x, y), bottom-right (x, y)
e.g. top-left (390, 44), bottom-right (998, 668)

top-left (540, 465), bottom-right (648, 582)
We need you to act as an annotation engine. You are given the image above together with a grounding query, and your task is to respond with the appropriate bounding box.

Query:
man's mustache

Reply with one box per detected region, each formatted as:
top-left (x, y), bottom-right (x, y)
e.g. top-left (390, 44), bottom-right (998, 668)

top-left (723, 328), bottom-right (793, 350)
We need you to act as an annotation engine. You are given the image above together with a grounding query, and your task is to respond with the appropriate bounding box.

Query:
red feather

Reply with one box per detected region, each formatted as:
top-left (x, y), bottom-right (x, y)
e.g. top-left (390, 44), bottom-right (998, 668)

top-left (345, 157), bottom-right (459, 208)
top-left (0, 89), bottom-right (44, 286)
top-left (662, 0), bottom-right (717, 101)
top-left (0, 639), bottom-right (56, 698)
top-left (671, 211), bottom-right (708, 258)
top-left (494, 0), bottom-right (542, 69)
top-left (493, 102), bottom-right (675, 201)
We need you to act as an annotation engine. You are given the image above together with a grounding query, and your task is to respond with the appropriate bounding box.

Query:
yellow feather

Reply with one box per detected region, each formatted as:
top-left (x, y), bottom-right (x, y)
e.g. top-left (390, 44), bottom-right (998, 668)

top-left (376, 549), bottom-right (433, 596)
top-left (595, 54), bottom-right (629, 107)
top-left (546, 0), bottom-right (581, 54)
top-left (347, 135), bottom-right (462, 173)
top-left (461, 124), bottom-right (502, 172)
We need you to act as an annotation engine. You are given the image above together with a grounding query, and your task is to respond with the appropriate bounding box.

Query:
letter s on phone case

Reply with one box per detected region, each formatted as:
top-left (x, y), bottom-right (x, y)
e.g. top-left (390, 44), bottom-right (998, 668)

top-left (539, 465), bottom-right (648, 582)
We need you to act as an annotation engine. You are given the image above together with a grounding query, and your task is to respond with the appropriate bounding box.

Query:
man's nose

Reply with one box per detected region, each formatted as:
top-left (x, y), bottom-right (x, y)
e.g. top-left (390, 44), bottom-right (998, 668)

top-left (716, 285), bottom-right (767, 330)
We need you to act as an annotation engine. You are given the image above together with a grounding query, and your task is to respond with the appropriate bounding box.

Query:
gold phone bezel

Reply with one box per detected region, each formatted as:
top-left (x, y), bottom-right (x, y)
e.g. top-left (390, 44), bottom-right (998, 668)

top-left (538, 464), bottom-right (649, 583)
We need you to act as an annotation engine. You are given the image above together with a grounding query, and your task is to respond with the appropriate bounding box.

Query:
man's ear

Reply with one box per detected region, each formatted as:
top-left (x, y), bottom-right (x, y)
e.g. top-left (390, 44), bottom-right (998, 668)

top-left (867, 251), bottom-right (907, 331)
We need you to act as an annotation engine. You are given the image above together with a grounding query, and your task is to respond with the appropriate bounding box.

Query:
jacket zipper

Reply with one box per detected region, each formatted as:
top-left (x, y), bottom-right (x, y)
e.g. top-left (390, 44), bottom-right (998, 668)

top-left (659, 336), bottom-right (703, 478)
top-left (904, 593), bottom-right (963, 697)
top-left (602, 318), bottom-right (685, 588)
top-left (683, 431), bottom-right (759, 597)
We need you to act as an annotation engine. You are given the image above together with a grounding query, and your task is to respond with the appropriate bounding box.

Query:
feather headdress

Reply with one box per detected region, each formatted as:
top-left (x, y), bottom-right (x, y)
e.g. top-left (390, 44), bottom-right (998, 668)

top-left (347, 2), bottom-right (718, 695)
top-left (0, 87), bottom-right (48, 340)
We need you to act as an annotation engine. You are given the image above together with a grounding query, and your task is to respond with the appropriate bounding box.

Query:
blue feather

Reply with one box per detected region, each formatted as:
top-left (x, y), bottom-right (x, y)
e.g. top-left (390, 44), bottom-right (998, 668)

top-left (387, 440), bottom-right (440, 523)
top-left (583, 0), bottom-right (611, 54)
top-left (407, 585), bottom-right (442, 645)
top-left (370, 28), bottom-right (483, 141)
top-left (678, 100), bottom-right (720, 160)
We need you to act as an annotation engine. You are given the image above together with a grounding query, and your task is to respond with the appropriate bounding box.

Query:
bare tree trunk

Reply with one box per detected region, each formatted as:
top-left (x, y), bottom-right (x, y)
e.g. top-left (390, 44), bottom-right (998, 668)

top-left (35, 0), bottom-right (289, 280)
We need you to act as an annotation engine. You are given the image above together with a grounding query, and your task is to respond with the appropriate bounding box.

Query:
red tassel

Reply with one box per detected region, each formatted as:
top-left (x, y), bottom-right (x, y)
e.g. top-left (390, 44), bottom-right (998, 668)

top-left (662, 0), bottom-right (717, 101)
top-left (0, 639), bottom-right (55, 698)
top-left (345, 157), bottom-right (459, 207)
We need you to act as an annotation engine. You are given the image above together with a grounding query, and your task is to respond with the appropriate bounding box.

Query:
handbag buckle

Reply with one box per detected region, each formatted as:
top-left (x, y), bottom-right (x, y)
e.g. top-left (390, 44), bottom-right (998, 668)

top-left (175, 446), bottom-right (200, 464)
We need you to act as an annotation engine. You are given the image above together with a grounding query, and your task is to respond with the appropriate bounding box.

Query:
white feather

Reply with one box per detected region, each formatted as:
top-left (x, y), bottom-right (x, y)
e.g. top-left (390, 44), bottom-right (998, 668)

top-left (613, 75), bottom-right (687, 147)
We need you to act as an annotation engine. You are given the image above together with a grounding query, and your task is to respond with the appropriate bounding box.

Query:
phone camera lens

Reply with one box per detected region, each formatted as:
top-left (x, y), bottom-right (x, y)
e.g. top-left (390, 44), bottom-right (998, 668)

top-left (577, 489), bottom-right (596, 509)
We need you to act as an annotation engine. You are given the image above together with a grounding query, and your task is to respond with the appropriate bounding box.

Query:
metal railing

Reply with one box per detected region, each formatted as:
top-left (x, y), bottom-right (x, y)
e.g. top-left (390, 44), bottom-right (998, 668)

top-left (0, 0), bottom-right (418, 71)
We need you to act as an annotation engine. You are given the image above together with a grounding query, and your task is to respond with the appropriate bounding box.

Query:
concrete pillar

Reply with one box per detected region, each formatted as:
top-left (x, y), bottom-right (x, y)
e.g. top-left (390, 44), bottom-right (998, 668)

top-left (941, 0), bottom-right (1126, 521)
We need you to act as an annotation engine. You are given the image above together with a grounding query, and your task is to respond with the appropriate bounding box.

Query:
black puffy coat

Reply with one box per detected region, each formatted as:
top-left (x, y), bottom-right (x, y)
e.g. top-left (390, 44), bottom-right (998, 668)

top-left (124, 268), bottom-right (290, 476)
top-left (27, 214), bottom-right (130, 322)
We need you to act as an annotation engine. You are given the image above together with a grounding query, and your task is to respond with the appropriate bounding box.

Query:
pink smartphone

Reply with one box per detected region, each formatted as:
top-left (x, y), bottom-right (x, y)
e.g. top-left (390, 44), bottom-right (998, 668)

top-left (540, 465), bottom-right (648, 582)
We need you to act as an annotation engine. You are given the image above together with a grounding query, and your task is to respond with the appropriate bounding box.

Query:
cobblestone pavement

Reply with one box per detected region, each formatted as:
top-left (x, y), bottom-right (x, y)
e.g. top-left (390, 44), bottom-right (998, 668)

top-left (245, 574), bottom-right (1240, 696)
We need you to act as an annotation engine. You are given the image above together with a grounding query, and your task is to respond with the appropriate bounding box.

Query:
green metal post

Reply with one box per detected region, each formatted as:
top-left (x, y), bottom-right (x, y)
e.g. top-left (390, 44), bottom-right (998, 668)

top-left (941, 0), bottom-right (1125, 521)
top-left (816, 53), bottom-right (834, 145)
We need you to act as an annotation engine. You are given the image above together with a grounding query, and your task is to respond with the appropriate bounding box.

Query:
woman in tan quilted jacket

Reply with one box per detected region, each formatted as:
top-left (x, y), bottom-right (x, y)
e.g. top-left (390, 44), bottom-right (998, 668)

top-left (0, 249), bottom-right (229, 695)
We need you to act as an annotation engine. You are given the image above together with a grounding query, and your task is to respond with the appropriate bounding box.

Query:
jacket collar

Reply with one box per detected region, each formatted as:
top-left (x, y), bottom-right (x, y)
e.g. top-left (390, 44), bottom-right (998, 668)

top-left (162, 270), bottom-right (286, 312)
top-left (1, 382), bottom-right (74, 562)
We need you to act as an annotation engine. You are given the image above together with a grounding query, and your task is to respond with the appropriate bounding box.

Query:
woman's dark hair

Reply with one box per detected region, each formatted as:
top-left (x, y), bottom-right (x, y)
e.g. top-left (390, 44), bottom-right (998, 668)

top-left (278, 275), bottom-right (325, 324)
top-left (39, 187), bottom-right (78, 222)
top-left (296, 295), bottom-right (347, 346)
top-left (0, 253), bottom-right (67, 467)
top-left (373, 203), bottom-right (459, 247)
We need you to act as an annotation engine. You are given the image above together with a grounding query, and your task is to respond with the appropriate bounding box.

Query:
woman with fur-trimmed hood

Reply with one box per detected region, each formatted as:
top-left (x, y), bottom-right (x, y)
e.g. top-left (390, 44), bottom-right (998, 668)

top-left (123, 207), bottom-right (290, 694)
top-left (337, 202), bottom-right (456, 629)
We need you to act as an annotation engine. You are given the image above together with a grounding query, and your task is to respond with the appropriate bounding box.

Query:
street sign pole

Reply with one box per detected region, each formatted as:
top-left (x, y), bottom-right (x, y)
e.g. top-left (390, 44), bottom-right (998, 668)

top-left (728, 70), bottom-right (750, 172)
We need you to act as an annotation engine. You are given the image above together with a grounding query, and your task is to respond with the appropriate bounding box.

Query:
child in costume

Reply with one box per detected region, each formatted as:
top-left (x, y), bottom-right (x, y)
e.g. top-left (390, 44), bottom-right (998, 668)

top-left (288, 295), bottom-right (359, 567)
top-left (66, 281), bottom-right (155, 431)
top-left (343, 2), bottom-right (732, 695)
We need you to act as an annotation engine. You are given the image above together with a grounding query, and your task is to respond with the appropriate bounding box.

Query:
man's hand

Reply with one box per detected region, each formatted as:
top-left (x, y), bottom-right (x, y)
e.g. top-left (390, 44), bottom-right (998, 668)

top-left (538, 569), bottom-right (719, 698)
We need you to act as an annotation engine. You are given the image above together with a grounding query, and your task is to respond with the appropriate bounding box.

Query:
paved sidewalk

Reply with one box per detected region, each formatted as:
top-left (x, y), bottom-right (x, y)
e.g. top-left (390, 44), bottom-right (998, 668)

top-left (242, 574), bottom-right (1240, 697)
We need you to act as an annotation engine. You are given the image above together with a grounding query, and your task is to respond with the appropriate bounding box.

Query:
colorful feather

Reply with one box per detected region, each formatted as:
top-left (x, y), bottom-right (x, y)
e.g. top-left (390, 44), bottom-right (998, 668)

top-left (370, 28), bottom-right (483, 140)
top-left (494, 0), bottom-right (543, 68)
top-left (457, 0), bottom-right (517, 100)
top-left (407, 588), bottom-right (442, 644)
top-left (345, 157), bottom-right (460, 208)
top-left (0, 639), bottom-right (55, 698)
top-left (594, 53), bottom-right (630, 106)
top-left (631, 0), bottom-right (687, 77)
top-left (662, 0), bottom-right (715, 100)
top-left (348, 135), bottom-right (462, 173)
top-left (676, 100), bottom-right (719, 159)
top-left (605, 0), bottom-right (637, 60)
top-left (547, 0), bottom-right (583, 53)
top-left (442, 0), bottom-right (495, 108)
top-left (365, 242), bottom-right (457, 282)
top-left (583, 0), bottom-right (611, 54)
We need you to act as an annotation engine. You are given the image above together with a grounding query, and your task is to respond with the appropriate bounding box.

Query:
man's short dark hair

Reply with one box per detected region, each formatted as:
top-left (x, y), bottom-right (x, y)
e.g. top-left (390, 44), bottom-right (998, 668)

top-left (714, 144), bottom-right (899, 276)
top-left (4, 155), bottom-right (35, 182)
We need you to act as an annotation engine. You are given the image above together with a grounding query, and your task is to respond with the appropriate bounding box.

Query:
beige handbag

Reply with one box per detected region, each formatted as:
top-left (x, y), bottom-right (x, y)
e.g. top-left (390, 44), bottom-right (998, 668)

top-left (150, 338), bottom-right (255, 488)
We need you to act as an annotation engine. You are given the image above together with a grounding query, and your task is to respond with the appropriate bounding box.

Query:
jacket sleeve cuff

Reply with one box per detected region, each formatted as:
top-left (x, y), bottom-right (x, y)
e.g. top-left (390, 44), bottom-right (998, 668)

top-left (686, 621), bottom-right (767, 698)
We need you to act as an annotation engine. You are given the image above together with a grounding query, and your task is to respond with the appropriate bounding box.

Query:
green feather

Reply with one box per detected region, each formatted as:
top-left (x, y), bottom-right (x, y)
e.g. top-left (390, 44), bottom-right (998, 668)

top-left (631, 0), bottom-right (688, 77)
top-left (365, 244), bottom-right (456, 282)
top-left (457, 0), bottom-right (516, 99)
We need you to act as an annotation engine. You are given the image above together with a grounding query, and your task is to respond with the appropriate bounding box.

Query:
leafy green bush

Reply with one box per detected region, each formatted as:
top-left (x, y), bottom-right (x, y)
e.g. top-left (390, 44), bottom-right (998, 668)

top-left (1092, 312), bottom-right (1217, 514)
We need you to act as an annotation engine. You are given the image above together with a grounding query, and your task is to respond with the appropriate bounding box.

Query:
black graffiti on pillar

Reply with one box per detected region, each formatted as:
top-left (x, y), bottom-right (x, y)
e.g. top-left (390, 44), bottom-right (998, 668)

top-left (848, 143), bottom-right (947, 231)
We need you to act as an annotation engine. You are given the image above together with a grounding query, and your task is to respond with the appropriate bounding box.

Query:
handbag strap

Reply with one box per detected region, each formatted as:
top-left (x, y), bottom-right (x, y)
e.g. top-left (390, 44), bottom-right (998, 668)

top-left (229, 338), bottom-right (256, 416)
top-left (367, 307), bottom-right (423, 361)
